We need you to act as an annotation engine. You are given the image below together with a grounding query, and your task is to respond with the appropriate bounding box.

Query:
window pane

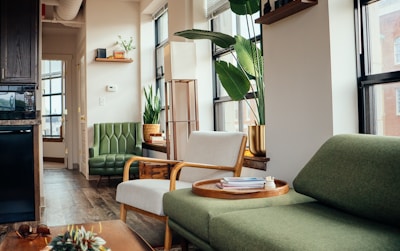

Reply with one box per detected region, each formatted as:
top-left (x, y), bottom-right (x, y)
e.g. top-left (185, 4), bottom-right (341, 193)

top-left (51, 78), bottom-right (62, 94)
top-left (51, 95), bottom-right (62, 114)
top-left (156, 47), bottom-right (164, 77)
top-left (156, 12), bottom-right (168, 44)
top-left (43, 96), bottom-right (50, 116)
top-left (43, 79), bottom-right (50, 95)
top-left (51, 116), bottom-right (62, 136)
top-left (42, 117), bottom-right (51, 136)
top-left (369, 82), bottom-right (400, 136)
top-left (42, 61), bottom-right (50, 75)
top-left (213, 10), bottom-right (235, 36)
top-left (50, 60), bottom-right (62, 75)
top-left (366, 1), bottom-right (400, 74)
top-left (215, 101), bottom-right (239, 131)
top-left (237, 12), bottom-right (260, 39)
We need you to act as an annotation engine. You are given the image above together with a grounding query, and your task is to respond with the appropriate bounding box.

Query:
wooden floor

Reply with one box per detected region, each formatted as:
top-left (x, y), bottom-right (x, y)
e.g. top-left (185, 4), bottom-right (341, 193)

top-left (41, 168), bottom-right (166, 247)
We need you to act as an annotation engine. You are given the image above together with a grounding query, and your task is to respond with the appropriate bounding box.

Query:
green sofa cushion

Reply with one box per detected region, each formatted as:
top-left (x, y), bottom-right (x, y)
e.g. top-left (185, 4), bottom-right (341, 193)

top-left (210, 202), bottom-right (400, 251)
top-left (293, 134), bottom-right (400, 227)
top-left (163, 188), bottom-right (314, 244)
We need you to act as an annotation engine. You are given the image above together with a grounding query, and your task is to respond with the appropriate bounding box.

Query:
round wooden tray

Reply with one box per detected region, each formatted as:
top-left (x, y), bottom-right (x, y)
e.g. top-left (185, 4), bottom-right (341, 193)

top-left (192, 178), bottom-right (289, 199)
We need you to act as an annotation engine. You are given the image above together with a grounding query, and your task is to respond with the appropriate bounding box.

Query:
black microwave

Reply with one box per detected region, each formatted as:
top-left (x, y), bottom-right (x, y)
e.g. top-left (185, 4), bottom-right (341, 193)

top-left (0, 84), bottom-right (36, 120)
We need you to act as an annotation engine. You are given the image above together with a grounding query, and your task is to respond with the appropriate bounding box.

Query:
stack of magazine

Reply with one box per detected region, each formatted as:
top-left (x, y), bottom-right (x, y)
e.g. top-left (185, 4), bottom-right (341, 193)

top-left (216, 177), bottom-right (266, 190)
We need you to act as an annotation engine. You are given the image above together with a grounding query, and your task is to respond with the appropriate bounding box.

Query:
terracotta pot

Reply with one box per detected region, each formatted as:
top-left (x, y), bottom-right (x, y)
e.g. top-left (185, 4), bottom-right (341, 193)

top-left (143, 124), bottom-right (160, 142)
top-left (248, 125), bottom-right (266, 156)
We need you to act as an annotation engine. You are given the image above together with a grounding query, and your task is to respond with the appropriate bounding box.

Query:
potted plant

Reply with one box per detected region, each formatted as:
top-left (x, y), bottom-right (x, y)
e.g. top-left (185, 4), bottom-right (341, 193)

top-left (175, 0), bottom-right (265, 156)
top-left (143, 85), bottom-right (161, 143)
top-left (115, 35), bottom-right (136, 59)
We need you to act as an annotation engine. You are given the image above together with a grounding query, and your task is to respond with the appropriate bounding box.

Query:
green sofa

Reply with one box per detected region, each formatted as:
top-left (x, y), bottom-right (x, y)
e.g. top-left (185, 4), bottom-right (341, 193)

top-left (163, 134), bottom-right (400, 250)
top-left (88, 122), bottom-right (142, 180)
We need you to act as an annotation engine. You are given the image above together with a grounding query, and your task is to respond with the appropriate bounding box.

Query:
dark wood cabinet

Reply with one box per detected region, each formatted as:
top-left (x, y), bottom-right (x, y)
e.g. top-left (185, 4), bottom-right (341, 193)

top-left (1, 0), bottom-right (38, 84)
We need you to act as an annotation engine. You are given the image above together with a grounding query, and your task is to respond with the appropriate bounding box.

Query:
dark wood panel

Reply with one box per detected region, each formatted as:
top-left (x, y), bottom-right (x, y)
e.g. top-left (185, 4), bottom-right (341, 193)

top-left (1, 0), bottom-right (38, 83)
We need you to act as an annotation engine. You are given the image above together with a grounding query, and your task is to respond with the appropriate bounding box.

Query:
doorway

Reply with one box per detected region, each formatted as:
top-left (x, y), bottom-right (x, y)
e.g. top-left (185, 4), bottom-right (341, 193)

top-left (41, 55), bottom-right (72, 169)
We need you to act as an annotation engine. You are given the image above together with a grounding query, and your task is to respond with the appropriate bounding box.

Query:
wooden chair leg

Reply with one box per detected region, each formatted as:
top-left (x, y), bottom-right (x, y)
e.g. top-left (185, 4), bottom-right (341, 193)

top-left (120, 204), bottom-right (127, 222)
top-left (164, 218), bottom-right (172, 251)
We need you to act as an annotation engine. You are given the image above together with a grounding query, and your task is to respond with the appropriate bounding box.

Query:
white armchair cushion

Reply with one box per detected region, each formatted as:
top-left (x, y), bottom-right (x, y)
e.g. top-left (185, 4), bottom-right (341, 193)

top-left (179, 131), bottom-right (245, 182)
top-left (116, 179), bottom-right (192, 215)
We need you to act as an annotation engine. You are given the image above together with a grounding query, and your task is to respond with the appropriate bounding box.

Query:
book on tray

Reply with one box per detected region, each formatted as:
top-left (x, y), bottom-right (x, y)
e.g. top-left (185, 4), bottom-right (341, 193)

top-left (217, 177), bottom-right (266, 190)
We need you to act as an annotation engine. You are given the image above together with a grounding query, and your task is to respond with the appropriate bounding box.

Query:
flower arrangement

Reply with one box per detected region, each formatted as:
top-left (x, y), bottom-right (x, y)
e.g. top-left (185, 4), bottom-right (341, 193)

top-left (116, 35), bottom-right (136, 53)
top-left (47, 224), bottom-right (108, 251)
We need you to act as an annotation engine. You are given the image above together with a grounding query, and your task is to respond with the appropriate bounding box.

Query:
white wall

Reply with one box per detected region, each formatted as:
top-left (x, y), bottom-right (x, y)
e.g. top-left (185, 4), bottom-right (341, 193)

top-left (264, 0), bottom-right (358, 185)
top-left (86, 0), bottom-right (141, 129)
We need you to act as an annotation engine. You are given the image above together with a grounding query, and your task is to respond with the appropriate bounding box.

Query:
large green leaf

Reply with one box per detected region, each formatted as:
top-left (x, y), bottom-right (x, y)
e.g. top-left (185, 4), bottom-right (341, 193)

top-left (229, 0), bottom-right (260, 15)
top-left (215, 61), bottom-right (250, 101)
top-left (174, 29), bottom-right (236, 49)
top-left (234, 35), bottom-right (263, 79)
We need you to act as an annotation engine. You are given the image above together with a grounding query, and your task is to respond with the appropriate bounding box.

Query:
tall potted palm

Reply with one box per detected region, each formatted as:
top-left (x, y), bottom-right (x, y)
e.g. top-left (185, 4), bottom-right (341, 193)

top-left (175, 0), bottom-right (265, 156)
top-left (143, 85), bottom-right (161, 142)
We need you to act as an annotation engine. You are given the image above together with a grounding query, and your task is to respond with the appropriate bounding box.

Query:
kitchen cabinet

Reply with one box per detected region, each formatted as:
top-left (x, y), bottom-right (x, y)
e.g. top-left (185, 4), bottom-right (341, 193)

top-left (1, 0), bottom-right (39, 84)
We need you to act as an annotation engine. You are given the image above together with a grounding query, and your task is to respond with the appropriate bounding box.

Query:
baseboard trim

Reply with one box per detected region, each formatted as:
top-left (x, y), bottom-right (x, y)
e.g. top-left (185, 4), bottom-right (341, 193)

top-left (43, 157), bottom-right (64, 163)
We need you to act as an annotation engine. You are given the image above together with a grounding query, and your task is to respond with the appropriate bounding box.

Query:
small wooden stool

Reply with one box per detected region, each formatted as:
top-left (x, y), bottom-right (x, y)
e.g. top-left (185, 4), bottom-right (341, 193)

top-left (139, 162), bottom-right (170, 179)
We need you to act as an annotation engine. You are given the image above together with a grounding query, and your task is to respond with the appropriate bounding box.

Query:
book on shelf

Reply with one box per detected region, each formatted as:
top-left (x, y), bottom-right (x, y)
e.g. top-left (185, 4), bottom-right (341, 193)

top-left (149, 136), bottom-right (165, 144)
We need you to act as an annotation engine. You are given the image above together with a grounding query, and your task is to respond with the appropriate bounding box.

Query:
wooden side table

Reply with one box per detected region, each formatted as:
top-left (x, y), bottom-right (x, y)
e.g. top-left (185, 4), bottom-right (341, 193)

top-left (139, 162), bottom-right (170, 179)
top-left (243, 156), bottom-right (270, 171)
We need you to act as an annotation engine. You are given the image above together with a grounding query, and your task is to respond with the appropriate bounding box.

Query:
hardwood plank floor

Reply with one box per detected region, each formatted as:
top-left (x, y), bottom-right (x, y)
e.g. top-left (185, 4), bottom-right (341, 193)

top-left (41, 168), bottom-right (166, 247)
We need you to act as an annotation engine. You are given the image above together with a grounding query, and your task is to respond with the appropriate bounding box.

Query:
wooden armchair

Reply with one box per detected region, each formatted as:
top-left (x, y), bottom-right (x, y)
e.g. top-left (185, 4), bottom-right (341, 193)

top-left (116, 131), bottom-right (247, 250)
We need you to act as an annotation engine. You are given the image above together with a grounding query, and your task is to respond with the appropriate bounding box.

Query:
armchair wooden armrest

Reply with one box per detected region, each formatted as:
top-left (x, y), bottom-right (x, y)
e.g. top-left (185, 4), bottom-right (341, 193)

top-left (123, 156), bottom-right (180, 181)
top-left (169, 162), bottom-right (237, 191)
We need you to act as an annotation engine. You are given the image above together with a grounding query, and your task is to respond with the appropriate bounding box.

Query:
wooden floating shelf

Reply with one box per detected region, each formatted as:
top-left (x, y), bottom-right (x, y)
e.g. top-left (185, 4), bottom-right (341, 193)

top-left (95, 58), bottom-right (133, 63)
top-left (255, 0), bottom-right (318, 25)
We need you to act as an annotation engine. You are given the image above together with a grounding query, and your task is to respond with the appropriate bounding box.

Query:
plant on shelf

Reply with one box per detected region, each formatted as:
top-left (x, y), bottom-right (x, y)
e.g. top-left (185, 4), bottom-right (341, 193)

top-left (115, 35), bottom-right (136, 58)
top-left (175, 0), bottom-right (264, 126)
top-left (143, 85), bottom-right (161, 142)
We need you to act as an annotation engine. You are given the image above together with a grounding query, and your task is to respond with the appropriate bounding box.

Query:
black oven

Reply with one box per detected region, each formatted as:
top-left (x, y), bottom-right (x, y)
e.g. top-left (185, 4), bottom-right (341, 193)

top-left (0, 84), bottom-right (36, 119)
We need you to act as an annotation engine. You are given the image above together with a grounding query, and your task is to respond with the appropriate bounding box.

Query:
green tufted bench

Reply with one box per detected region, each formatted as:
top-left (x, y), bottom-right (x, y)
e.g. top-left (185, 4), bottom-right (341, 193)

top-left (88, 122), bottom-right (142, 183)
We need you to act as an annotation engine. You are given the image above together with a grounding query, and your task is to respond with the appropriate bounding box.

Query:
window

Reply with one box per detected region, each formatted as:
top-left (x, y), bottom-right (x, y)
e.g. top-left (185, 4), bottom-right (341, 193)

top-left (356, 0), bottom-right (400, 136)
top-left (154, 6), bottom-right (168, 132)
top-left (212, 8), bottom-right (261, 133)
top-left (155, 9), bottom-right (168, 95)
top-left (41, 60), bottom-right (65, 139)
top-left (395, 37), bottom-right (400, 65)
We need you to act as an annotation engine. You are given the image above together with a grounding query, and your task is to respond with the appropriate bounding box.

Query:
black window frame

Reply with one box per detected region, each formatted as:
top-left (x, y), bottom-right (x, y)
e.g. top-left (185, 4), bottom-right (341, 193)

top-left (211, 10), bottom-right (262, 132)
top-left (355, 0), bottom-right (400, 134)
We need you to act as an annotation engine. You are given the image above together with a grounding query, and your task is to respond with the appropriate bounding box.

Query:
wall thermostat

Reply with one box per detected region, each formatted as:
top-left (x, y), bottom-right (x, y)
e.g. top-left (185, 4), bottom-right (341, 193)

top-left (106, 85), bottom-right (117, 92)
